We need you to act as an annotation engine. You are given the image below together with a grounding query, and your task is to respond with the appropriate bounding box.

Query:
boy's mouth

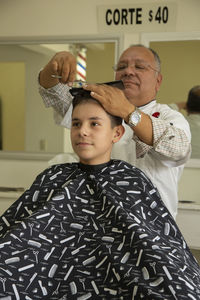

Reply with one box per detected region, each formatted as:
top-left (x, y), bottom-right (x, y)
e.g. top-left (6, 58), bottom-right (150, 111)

top-left (76, 142), bottom-right (92, 146)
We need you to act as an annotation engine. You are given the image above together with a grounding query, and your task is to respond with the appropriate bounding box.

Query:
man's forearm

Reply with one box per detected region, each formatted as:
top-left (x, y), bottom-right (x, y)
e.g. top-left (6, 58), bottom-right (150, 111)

top-left (134, 117), bottom-right (191, 163)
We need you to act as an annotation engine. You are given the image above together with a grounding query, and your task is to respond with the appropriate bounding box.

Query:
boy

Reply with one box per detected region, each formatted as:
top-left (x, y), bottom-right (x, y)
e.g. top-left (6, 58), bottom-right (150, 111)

top-left (0, 90), bottom-right (199, 299)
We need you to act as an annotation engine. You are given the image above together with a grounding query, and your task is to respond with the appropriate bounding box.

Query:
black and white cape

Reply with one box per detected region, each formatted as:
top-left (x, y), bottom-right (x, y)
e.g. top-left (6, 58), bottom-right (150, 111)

top-left (0, 160), bottom-right (199, 299)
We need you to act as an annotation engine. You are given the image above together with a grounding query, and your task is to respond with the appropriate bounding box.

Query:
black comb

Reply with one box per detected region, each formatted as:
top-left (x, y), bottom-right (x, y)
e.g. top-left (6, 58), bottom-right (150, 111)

top-left (69, 80), bottom-right (124, 97)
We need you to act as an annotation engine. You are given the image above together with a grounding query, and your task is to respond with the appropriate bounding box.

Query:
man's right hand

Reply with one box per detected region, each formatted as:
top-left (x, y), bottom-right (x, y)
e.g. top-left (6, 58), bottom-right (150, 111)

top-left (39, 51), bottom-right (76, 88)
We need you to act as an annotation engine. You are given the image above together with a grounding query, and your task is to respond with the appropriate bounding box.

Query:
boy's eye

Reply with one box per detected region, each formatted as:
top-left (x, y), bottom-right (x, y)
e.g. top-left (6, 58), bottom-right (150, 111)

top-left (91, 122), bottom-right (99, 127)
top-left (72, 122), bottom-right (80, 127)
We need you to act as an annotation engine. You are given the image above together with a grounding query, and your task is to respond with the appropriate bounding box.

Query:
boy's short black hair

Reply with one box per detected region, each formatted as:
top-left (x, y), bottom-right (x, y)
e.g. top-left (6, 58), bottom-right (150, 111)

top-left (72, 96), bottom-right (122, 128)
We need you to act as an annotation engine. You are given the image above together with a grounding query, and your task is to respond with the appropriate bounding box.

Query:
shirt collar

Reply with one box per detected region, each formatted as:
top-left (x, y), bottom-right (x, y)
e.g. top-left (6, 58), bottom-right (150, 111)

top-left (138, 99), bottom-right (156, 110)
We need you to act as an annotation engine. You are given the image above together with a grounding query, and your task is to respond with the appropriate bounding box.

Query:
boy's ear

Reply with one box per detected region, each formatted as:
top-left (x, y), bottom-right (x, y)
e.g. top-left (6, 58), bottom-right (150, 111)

top-left (112, 125), bottom-right (125, 143)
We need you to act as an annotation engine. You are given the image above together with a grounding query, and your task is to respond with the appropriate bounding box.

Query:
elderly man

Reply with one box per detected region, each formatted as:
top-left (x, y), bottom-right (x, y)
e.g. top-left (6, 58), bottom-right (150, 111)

top-left (39, 44), bottom-right (191, 219)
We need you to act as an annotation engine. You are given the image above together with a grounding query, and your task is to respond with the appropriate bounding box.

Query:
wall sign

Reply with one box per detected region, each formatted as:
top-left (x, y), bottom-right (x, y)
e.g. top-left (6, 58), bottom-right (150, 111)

top-left (97, 2), bottom-right (177, 33)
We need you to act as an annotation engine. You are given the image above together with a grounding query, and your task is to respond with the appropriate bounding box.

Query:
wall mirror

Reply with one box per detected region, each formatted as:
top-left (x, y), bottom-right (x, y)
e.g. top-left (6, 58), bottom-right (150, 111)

top-left (141, 32), bottom-right (200, 205)
top-left (141, 32), bottom-right (200, 106)
top-left (150, 40), bottom-right (200, 106)
top-left (0, 38), bottom-right (120, 155)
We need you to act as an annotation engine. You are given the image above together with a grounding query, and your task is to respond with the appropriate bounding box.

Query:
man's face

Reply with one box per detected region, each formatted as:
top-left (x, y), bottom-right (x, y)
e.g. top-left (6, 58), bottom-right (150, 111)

top-left (71, 101), bottom-right (121, 165)
top-left (115, 46), bottom-right (162, 107)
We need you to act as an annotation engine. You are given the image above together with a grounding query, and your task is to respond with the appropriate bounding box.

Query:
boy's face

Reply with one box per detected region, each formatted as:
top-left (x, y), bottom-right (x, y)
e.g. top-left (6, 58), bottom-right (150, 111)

top-left (71, 101), bottom-right (123, 165)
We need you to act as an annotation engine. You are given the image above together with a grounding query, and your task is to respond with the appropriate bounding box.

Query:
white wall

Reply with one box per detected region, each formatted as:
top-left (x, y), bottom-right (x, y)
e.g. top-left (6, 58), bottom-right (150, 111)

top-left (0, 0), bottom-right (200, 52)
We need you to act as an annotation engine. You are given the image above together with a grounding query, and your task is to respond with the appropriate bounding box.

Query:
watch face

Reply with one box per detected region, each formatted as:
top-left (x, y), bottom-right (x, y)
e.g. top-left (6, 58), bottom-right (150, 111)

top-left (129, 109), bottom-right (141, 127)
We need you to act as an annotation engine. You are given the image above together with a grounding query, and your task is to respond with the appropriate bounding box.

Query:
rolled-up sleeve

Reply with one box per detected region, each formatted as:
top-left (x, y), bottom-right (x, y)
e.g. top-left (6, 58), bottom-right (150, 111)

top-left (38, 83), bottom-right (73, 117)
top-left (133, 112), bottom-right (191, 165)
top-left (152, 117), bottom-right (191, 160)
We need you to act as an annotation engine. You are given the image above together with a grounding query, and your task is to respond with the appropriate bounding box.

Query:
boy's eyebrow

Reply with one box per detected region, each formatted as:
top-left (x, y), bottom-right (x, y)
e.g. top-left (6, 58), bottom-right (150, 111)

top-left (72, 117), bottom-right (104, 121)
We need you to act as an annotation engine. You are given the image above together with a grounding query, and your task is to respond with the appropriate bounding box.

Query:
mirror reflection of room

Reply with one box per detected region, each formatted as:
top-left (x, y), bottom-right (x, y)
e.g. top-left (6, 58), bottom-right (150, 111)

top-left (1, 41), bottom-right (200, 158)
top-left (0, 42), bottom-right (115, 153)
top-left (169, 85), bottom-right (200, 159)
top-left (150, 40), bottom-right (200, 159)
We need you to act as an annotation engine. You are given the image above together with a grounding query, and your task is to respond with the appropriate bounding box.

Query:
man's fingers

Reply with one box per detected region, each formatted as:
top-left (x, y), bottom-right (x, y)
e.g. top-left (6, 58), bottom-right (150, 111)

top-left (50, 52), bottom-right (77, 83)
top-left (68, 69), bottom-right (76, 83)
top-left (51, 61), bottom-right (59, 74)
top-left (83, 84), bottom-right (103, 94)
top-left (90, 91), bottom-right (102, 101)
top-left (60, 63), bottom-right (70, 83)
top-left (60, 66), bottom-right (76, 83)
top-left (40, 51), bottom-right (77, 88)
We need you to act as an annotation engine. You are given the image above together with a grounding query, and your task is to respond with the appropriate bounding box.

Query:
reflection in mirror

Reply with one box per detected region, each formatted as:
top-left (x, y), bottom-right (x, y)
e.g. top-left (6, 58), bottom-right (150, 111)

top-left (150, 40), bottom-right (200, 160)
top-left (0, 42), bottom-right (115, 153)
top-left (150, 40), bottom-right (200, 105)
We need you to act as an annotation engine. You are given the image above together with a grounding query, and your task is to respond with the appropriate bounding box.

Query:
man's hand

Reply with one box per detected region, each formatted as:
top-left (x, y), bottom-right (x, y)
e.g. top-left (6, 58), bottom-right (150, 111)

top-left (83, 83), bottom-right (153, 145)
top-left (83, 84), bottom-right (134, 120)
top-left (39, 51), bottom-right (76, 88)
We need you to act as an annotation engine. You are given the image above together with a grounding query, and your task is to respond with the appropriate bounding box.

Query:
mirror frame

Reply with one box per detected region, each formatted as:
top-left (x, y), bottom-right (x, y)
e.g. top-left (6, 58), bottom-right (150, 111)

top-left (140, 31), bottom-right (200, 46)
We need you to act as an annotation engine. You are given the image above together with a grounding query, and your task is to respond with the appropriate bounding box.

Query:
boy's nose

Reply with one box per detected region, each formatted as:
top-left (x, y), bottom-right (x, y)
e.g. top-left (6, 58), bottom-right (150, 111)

top-left (79, 125), bottom-right (89, 136)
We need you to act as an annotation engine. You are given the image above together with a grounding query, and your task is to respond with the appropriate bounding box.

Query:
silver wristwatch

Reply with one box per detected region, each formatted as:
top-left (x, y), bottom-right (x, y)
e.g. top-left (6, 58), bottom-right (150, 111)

top-left (127, 108), bottom-right (142, 127)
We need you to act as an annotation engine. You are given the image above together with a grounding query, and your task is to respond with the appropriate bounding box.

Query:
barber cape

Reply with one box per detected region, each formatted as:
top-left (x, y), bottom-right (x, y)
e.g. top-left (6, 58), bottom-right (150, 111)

top-left (0, 160), bottom-right (199, 299)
